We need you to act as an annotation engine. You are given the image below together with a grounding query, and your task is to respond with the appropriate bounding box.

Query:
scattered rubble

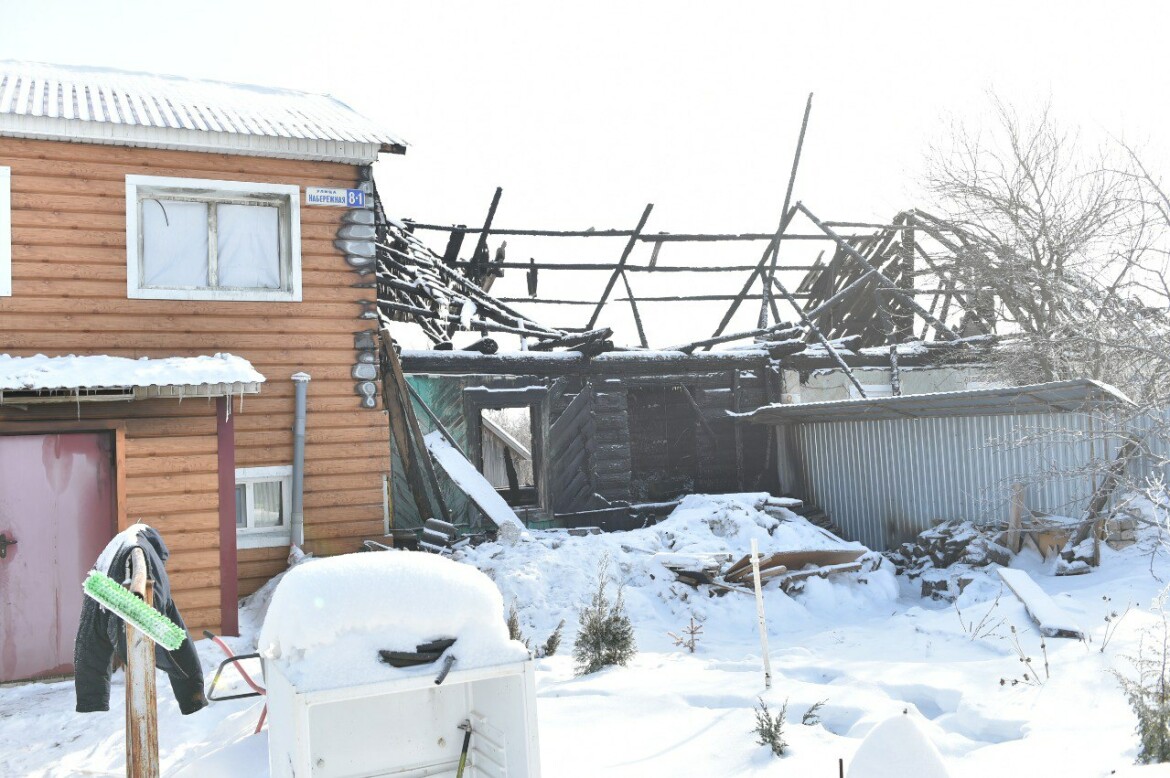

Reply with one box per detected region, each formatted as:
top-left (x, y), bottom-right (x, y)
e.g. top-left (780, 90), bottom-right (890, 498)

top-left (886, 520), bottom-right (1012, 600)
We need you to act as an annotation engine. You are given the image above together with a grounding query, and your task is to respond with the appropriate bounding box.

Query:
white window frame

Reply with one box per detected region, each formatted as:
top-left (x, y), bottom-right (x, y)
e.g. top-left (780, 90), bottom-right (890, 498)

top-left (235, 465), bottom-right (294, 549)
top-left (126, 175), bottom-right (302, 302)
top-left (0, 166), bottom-right (10, 297)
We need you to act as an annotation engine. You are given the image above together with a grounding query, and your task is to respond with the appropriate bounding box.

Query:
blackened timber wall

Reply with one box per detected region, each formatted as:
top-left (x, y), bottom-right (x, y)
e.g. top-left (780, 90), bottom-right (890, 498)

top-left (397, 367), bottom-right (774, 530)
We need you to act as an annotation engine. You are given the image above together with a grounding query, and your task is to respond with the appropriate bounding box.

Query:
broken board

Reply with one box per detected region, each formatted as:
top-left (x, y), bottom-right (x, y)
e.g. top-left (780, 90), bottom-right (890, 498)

top-left (997, 567), bottom-right (1085, 639)
top-left (724, 548), bottom-right (864, 584)
top-left (424, 431), bottom-right (527, 534)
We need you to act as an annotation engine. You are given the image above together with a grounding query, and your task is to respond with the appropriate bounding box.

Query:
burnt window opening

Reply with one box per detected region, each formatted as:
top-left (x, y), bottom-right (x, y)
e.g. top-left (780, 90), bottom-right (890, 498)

top-left (628, 385), bottom-right (699, 501)
top-left (479, 406), bottom-right (538, 507)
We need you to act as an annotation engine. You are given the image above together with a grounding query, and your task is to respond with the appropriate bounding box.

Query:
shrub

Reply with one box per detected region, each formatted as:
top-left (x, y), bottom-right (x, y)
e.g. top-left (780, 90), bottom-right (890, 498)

top-left (1116, 616), bottom-right (1170, 764)
top-left (541, 619), bottom-right (565, 658)
top-left (507, 600), bottom-right (525, 643)
top-left (801, 699), bottom-right (826, 726)
top-left (753, 697), bottom-right (789, 757)
top-left (573, 554), bottom-right (637, 675)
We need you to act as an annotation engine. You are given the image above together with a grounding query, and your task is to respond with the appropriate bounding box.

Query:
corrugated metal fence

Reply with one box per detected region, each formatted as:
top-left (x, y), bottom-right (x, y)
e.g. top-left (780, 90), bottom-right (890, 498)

top-left (783, 410), bottom-right (1170, 551)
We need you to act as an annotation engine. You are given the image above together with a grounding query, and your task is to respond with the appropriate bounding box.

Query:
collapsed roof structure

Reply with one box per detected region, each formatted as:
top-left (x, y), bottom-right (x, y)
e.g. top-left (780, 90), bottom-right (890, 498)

top-left (370, 180), bottom-right (1013, 536)
top-left (369, 96), bottom-right (1025, 541)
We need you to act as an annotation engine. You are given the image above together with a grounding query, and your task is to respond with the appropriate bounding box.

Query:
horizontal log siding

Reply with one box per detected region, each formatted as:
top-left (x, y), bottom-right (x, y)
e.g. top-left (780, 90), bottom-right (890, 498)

top-left (0, 137), bottom-right (391, 626)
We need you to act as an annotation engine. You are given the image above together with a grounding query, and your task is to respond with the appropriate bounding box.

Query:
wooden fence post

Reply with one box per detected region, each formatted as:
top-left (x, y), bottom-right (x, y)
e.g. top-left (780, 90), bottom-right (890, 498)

top-left (750, 539), bottom-right (773, 690)
top-left (125, 547), bottom-right (159, 778)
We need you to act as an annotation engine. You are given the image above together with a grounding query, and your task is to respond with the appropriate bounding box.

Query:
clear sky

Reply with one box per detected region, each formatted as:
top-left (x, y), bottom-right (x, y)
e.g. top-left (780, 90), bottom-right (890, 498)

top-left (3, 0), bottom-right (1168, 345)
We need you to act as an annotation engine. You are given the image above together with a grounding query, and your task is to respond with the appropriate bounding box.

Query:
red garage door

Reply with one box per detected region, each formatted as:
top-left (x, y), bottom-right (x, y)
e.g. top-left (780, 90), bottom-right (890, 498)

top-left (0, 433), bottom-right (116, 682)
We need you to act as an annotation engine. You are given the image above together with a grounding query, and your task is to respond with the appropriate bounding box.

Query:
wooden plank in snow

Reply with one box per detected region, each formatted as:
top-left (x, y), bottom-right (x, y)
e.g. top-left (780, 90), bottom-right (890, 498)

top-left (997, 568), bottom-right (1085, 639)
top-left (424, 431), bottom-right (526, 533)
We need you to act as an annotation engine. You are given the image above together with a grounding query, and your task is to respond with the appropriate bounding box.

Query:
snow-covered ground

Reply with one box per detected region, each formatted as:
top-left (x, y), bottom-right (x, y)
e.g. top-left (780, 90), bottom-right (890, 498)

top-left (5, 493), bottom-right (1170, 776)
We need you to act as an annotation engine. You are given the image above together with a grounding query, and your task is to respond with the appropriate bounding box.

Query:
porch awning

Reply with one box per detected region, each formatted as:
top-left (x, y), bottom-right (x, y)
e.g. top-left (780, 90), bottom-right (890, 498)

top-left (0, 353), bottom-right (265, 403)
top-left (739, 378), bottom-right (1134, 424)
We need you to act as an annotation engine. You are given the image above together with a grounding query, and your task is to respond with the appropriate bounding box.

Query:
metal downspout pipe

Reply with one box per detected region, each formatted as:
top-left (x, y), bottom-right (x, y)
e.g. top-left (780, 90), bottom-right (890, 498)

top-left (291, 372), bottom-right (311, 546)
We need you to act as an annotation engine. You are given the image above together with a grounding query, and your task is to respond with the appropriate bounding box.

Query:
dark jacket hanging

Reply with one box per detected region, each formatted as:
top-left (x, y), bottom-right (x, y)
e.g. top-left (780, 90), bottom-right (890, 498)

top-left (74, 526), bottom-right (207, 715)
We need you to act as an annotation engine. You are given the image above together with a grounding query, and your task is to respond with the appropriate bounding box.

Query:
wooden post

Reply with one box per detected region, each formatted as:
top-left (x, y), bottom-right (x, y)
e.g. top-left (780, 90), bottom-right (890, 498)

top-left (381, 328), bottom-right (452, 525)
top-left (732, 370), bottom-right (744, 491)
top-left (750, 539), bottom-right (772, 690)
top-left (619, 269), bottom-right (649, 348)
top-left (708, 208), bottom-right (796, 344)
top-left (586, 204), bottom-right (654, 330)
top-left (1007, 482), bottom-right (1025, 554)
top-left (759, 92), bottom-right (814, 329)
top-left (469, 187), bottom-right (503, 285)
top-left (381, 335), bottom-right (436, 523)
top-left (125, 548), bottom-right (159, 778)
top-left (897, 212), bottom-right (916, 341)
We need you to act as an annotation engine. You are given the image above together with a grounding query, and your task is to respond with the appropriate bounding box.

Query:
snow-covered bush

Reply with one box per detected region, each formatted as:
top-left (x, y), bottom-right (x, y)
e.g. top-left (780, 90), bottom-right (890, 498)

top-left (573, 554), bottom-right (636, 675)
top-left (753, 698), bottom-right (788, 757)
top-left (1116, 616), bottom-right (1170, 764)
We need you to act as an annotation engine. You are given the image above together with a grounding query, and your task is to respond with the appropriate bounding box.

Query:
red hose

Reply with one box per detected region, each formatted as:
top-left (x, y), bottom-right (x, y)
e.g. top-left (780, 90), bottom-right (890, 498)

top-left (204, 631), bottom-right (266, 696)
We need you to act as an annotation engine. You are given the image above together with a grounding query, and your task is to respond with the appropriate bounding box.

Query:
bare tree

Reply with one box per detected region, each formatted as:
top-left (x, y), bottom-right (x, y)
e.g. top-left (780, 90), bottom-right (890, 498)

top-left (922, 97), bottom-right (1170, 557)
top-left (922, 96), bottom-right (1170, 402)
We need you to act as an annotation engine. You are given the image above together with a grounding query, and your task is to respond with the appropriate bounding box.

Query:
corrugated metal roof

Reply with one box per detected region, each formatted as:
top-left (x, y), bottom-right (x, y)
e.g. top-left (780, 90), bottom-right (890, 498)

top-left (0, 353), bottom-right (265, 396)
top-left (742, 378), bottom-right (1134, 424)
top-left (0, 61), bottom-right (405, 163)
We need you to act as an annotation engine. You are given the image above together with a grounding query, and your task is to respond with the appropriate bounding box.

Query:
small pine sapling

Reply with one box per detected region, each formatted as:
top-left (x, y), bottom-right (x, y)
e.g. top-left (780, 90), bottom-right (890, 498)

top-left (668, 616), bottom-right (703, 653)
top-left (801, 699), bottom-right (827, 726)
top-left (507, 601), bottom-right (523, 641)
top-left (752, 697), bottom-right (789, 757)
top-left (540, 620), bottom-right (565, 658)
top-left (573, 554), bottom-right (637, 675)
top-left (506, 600), bottom-right (531, 650)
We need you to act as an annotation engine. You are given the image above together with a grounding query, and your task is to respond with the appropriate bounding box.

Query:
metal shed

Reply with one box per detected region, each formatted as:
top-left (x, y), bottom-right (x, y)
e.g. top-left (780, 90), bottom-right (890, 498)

top-left (742, 379), bottom-right (1138, 550)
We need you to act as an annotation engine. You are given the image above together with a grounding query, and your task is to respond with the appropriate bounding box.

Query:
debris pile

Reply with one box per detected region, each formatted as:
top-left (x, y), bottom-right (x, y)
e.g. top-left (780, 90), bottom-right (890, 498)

top-left (457, 493), bottom-right (896, 645)
top-left (886, 520), bottom-right (1012, 600)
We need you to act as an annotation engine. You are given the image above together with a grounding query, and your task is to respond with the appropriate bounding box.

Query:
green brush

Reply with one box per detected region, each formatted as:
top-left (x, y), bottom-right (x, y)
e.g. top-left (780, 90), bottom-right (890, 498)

top-left (82, 570), bottom-right (186, 651)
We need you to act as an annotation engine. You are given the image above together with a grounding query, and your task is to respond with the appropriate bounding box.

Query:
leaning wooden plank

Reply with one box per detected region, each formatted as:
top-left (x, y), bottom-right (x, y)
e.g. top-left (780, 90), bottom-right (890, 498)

top-left (726, 553), bottom-right (789, 584)
top-left (756, 565), bottom-right (790, 583)
top-left (760, 548), bottom-right (864, 571)
top-left (776, 562), bottom-right (863, 592)
top-left (997, 568), bottom-right (1085, 639)
top-left (424, 430), bottom-right (527, 534)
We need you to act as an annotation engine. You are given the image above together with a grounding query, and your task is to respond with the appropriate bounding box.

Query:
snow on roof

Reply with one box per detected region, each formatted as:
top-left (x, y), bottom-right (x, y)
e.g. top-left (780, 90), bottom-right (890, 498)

top-left (740, 378), bottom-right (1134, 424)
top-left (258, 551), bottom-right (528, 692)
top-left (0, 61), bottom-right (405, 163)
top-left (0, 353), bottom-right (265, 395)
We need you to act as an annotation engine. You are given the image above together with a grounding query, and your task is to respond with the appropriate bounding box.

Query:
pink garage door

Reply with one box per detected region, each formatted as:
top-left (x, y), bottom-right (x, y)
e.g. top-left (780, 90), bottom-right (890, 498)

top-left (0, 433), bottom-right (116, 682)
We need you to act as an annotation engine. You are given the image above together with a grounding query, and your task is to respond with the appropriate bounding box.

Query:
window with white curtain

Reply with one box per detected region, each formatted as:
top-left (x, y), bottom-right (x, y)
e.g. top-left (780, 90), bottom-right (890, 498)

top-left (236, 465), bottom-right (293, 549)
top-left (0, 166), bottom-right (10, 297)
top-left (126, 175), bottom-right (301, 301)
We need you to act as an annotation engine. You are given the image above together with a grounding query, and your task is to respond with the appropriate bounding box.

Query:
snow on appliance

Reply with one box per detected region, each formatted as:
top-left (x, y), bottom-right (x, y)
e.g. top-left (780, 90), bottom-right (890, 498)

top-left (259, 551), bottom-right (540, 778)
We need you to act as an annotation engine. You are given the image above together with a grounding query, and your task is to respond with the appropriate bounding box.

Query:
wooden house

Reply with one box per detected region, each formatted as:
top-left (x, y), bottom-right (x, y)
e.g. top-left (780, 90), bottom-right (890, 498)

top-left (0, 62), bottom-right (404, 682)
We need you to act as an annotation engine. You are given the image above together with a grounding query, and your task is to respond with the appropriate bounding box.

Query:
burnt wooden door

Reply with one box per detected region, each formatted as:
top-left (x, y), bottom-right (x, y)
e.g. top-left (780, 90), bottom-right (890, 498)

top-left (548, 386), bottom-right (595, 514)
top-left (0, 433), bottom-right (116, 682)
